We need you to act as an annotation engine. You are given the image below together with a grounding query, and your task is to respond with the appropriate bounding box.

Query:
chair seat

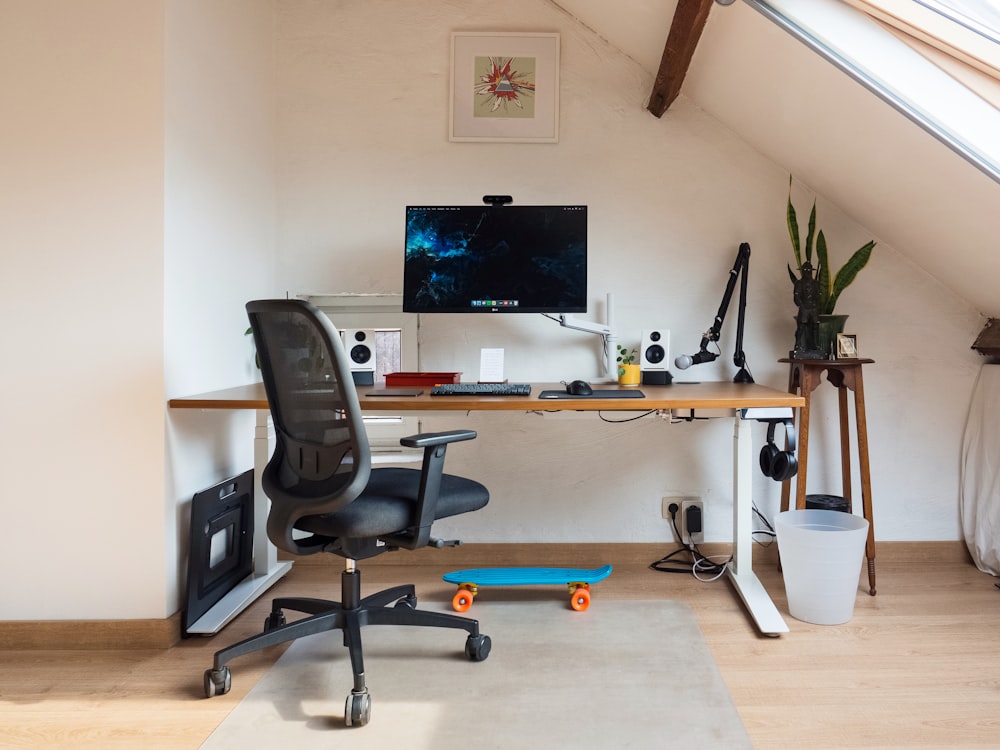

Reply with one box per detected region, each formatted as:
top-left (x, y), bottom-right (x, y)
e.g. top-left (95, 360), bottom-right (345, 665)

top-left (296, 467), bottom-right (489, 538)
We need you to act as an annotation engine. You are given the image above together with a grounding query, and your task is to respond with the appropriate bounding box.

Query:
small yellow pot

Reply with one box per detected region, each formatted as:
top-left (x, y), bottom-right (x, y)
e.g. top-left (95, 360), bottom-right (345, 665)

top-left (617, 363), bottom-right (641, 386)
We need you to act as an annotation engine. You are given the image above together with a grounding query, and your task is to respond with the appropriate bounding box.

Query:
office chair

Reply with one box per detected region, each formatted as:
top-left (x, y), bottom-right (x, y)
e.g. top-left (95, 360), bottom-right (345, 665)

top-left (202, 299), bottom-right (491, 727)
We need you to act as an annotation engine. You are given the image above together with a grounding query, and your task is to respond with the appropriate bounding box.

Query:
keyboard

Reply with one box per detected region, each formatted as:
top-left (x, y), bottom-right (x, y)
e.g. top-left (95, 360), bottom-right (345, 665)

top-left (431, 383), bottom-right (532, 397)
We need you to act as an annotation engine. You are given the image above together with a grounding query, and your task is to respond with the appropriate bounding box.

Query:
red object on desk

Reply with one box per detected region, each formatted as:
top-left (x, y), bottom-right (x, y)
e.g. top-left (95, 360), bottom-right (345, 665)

top-left (385, 372), bottom-right (462, 386)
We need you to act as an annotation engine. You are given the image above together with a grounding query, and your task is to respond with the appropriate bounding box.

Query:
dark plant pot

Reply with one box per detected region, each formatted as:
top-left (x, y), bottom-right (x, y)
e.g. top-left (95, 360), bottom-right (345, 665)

top-left (817, 314), bottom-right (849, 357)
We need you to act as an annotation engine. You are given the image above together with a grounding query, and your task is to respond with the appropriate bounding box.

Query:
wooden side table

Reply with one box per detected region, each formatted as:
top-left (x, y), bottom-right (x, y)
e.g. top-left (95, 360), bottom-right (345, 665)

top-left (779, 358), bottom-right (877, 595)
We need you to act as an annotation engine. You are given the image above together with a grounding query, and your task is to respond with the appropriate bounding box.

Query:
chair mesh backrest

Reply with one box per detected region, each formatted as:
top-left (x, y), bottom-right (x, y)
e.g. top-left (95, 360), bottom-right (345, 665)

top-left (246, 300), bottom-right (372, 531)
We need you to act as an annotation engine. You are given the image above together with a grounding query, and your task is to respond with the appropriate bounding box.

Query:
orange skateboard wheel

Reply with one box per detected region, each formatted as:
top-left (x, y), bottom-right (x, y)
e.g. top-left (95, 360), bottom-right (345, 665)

top-left (569, 584), bottom-right (591, 611)
top-left (452, 586), bottom-right (475, 612)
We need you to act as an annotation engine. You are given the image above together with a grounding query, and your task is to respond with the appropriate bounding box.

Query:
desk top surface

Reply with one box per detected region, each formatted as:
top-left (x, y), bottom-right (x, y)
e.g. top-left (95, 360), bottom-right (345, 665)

top-left (779, 358), bottom-right (875, 366)
top-left (169, 381), bottom-right (804, 412)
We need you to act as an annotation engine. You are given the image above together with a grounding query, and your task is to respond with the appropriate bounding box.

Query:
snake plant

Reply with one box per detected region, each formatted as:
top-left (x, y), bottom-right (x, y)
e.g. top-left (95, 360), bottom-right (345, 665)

top-left (786, 178), bottom-right (876, 316)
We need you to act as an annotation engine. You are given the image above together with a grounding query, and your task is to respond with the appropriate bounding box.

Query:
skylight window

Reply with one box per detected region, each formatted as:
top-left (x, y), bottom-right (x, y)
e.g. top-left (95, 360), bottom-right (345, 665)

top-left (741, 0), bottom-right (1000, 182)
top-left (919, 0), bottom-right (1000, 44)
top-left (843, 0), bottom-right (1000, 77)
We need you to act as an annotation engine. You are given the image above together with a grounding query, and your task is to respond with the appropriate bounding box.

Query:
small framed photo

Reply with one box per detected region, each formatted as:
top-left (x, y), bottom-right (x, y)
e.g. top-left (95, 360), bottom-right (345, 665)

top-left (450, 32), bottom-right (560, 143)
top-left (836, 333), bottom-right (859, 359)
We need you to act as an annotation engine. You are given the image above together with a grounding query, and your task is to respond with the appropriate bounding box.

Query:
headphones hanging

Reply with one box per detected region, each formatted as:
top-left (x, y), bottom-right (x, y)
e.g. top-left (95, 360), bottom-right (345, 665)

top-left (759, 420), bottom-right (798, 482)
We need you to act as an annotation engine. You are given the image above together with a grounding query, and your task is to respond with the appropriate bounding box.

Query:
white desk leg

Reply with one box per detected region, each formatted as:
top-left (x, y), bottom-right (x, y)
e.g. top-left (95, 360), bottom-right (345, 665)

top-left (185, 409), bottom-right (293, 635)
top-left (726, 414), bottom-right (789, 636)
top-left (252, 410), bottom-right (279, 575)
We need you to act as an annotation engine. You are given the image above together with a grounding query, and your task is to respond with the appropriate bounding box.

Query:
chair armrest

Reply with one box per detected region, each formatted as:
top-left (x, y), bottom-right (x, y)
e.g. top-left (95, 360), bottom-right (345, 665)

top-left (393, 429), bottom-right (477, 550)
top-left (399, 429), bottom-right (477, 448)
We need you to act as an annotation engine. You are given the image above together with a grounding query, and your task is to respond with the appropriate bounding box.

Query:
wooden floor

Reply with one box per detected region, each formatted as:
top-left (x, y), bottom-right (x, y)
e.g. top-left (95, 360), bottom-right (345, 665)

top-left (2, 542), bottom-right (999, 749)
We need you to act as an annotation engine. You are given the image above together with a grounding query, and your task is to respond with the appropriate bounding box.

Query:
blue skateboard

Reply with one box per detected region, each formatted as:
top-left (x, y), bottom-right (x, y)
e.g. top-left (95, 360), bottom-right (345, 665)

top-left (442, 565), bottom-right (613, 612)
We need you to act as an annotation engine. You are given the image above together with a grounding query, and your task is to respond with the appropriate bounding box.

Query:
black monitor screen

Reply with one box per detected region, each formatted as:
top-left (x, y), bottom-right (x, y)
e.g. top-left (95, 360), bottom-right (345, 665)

top-left (403, 205), bottom-right (587, 313)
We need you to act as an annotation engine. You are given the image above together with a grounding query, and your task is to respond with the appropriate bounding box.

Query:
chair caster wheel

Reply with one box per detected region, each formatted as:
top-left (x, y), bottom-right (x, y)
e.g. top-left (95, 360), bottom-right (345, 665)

top-left (203, 666), bottom-right (231, 698)
top-left (345, 689), bottom-right (371, 727)
top-left (465, 633), bottom-right (491, 661)
top-left (263, 611), bottom-right (286, 633)
top-left (394, 594), bottom-right (417, 610)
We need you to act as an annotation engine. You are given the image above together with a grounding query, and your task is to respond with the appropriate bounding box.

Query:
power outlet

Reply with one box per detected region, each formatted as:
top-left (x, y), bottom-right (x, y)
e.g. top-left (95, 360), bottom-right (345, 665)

top-left (662, 496), bottom-right (696, 520)
top-left (681, 499), bottom-right (705, 546)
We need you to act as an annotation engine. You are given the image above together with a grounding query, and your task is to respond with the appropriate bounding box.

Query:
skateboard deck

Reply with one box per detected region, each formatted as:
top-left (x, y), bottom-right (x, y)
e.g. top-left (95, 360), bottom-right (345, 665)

top-left (442, 565), bottom-right (613, 612)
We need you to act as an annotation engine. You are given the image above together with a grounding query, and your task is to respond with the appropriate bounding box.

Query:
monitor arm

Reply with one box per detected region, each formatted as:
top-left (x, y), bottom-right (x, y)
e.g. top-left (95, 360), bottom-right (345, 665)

top-left (554, 292), bottom-right (618, 382)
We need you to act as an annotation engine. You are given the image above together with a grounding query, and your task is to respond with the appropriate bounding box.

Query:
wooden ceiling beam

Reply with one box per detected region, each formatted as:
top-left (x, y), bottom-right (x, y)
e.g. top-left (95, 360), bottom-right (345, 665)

top-left (647, 0), bottom-right (715, 117)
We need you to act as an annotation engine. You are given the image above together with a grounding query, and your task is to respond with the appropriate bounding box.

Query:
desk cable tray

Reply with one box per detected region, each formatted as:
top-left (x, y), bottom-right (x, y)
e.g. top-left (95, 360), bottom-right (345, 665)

top-left (537, 390), bottom-right (645, 399)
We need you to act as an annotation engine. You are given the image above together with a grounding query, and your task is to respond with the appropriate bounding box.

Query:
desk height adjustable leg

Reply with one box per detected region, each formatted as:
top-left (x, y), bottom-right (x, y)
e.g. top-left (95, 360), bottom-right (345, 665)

top-left (727, 415), bottom-right (788, 636)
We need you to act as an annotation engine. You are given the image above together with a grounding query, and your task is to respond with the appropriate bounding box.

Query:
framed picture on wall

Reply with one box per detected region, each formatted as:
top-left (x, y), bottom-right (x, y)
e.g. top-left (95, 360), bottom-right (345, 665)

top-left (836, 333), bottom-right (859, 359)
top-left (449, 32), bottom-right (560, 143)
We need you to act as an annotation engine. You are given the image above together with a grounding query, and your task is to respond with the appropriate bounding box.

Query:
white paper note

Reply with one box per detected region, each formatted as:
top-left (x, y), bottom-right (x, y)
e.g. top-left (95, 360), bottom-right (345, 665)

top-left (479, 348), bottom-right (504, 383)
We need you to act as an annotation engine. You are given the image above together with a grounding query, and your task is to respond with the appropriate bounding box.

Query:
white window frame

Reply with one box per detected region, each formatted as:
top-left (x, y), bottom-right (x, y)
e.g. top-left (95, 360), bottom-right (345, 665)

top-left (843, 0), bottom-right (1000, 78)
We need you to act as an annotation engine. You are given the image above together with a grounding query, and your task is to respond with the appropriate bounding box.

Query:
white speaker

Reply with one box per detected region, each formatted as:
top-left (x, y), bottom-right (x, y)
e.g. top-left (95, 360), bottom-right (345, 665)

top-left (341, 329), bottom-right (377, 385)
top-left (640, 328), bottom-right (671, 385)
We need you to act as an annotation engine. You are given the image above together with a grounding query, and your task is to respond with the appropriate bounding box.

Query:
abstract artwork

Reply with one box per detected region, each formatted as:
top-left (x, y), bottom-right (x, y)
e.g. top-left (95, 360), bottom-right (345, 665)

top-left (474, 56), bottom-right (536, 117)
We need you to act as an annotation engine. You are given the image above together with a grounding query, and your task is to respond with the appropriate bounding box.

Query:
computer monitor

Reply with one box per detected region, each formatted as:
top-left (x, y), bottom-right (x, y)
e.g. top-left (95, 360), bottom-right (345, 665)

top-left (403, 204), bottom-right (587, 313)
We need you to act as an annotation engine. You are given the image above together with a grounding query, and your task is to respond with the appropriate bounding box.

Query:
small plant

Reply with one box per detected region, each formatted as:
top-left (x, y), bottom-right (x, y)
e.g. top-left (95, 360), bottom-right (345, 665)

top-left (245, 327), bottom-right (260, 369)
top-left (616, 344), bottom-right (637, 364)
top-left (786, 177), bottom-right (876, 316)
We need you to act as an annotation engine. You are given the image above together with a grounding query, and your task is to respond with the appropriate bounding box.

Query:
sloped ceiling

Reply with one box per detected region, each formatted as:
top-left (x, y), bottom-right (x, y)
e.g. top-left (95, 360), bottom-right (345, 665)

top-left (560, 0), bottom-right (1000, 319)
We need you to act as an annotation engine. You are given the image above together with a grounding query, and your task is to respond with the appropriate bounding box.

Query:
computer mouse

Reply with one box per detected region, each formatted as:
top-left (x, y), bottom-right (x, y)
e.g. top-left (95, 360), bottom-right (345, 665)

top-left (567, 379), bottom-right (593, 396)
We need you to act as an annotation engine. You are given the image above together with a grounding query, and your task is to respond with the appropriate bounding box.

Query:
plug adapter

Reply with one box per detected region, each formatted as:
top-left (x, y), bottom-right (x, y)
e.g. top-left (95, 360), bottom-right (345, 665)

top-left (681, 499), bottom-right (705, 545)
top-left (686, 505), bottom-right (702, 535)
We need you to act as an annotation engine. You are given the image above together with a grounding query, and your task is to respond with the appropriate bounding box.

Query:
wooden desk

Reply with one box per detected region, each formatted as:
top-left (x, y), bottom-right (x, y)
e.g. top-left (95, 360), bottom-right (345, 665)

top-left (779, 359), bottom-right (877, 595)
top-left (170, 381), bottom-right (803, 635)
top-left (172, 381), bottom-right (802, 412)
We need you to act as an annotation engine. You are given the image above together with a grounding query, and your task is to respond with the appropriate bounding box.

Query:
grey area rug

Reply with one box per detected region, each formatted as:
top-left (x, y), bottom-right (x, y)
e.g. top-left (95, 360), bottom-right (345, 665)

top-left (201, 599), bottom-right (751, 748)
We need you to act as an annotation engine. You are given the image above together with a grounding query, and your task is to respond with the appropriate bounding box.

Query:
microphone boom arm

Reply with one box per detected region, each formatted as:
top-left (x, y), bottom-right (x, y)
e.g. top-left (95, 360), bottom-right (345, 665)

top-left (693, 242), bottom-right (754, 383)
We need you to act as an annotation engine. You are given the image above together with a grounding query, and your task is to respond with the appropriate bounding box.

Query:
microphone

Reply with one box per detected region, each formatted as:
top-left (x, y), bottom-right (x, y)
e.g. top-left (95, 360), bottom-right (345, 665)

top-left (674, 350), bottom-right (719, 370)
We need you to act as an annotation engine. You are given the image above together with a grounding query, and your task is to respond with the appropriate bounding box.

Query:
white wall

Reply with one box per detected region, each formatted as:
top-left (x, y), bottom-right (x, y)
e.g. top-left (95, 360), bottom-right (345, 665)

top-left (163, 0), bottom-right (277, 617)
top-left (0, 1), bottom-right (168, 619)
top-left (0, 0), bottom-right (276, 621)
top-left (561, 1), bottom-right (1000, 320)
top-left (276, 0), bottom-right (983, 544)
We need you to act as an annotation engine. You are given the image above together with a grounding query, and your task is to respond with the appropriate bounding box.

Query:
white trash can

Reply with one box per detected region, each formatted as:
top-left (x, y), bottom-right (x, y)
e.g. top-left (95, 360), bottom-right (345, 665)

top-left (775, 509), bottom-right (870, 625)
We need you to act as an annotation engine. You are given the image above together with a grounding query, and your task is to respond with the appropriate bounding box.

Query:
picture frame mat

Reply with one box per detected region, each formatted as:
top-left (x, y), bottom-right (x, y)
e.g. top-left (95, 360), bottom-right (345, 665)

top-left (450, 31), bottom-right (560, 143)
